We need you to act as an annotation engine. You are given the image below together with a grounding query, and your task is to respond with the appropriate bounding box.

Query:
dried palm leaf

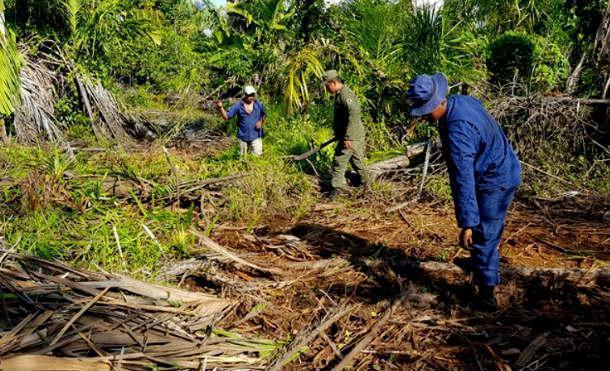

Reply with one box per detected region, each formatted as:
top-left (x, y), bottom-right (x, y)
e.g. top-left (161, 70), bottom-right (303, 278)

top-left (13, 53), bottom-right (63, 144)
top-left (75, 75), bottom-right (129, 142)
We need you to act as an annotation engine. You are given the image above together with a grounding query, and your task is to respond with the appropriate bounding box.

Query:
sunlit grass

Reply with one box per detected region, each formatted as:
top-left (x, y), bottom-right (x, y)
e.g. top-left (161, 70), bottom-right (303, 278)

top-left (0, 104), bottom-right (329, 278)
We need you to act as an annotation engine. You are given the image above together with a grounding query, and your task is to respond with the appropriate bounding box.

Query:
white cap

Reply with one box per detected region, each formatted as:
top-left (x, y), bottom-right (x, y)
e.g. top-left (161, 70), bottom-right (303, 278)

top-left (244, 85), bottom-right (256, 95)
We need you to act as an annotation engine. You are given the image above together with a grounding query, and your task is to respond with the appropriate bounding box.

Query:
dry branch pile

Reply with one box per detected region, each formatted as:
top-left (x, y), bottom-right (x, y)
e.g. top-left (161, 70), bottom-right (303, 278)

top-left (0, 249), bottom-right (281, 370)
top-left (488, 93), bottom-right (609, 161)
top-left (160, 217), bottom-right (610, 370)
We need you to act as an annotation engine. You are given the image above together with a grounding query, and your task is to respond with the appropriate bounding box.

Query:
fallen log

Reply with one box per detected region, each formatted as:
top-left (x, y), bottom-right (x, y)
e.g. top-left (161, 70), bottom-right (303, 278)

top-left (368, 141), bottom-right (439, 177)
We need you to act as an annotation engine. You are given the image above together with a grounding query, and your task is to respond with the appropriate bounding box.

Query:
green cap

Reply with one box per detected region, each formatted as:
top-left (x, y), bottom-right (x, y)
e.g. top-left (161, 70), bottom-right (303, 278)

top-left (322, 70), bottom-right (339, 83)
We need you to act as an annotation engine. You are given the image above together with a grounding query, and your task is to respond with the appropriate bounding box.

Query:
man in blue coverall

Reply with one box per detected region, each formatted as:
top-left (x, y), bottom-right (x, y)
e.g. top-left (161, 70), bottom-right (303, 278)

top-left (407, 73), bottom-right (521, 311)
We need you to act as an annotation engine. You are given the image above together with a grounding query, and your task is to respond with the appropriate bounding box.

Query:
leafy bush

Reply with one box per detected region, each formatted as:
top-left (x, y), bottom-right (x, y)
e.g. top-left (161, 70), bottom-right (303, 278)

top-left (530, 35), bottom-right (569, 91)
top-left (487, 31), bottom-right (569, 91)
top-left (487, 32), bottom-right (536, 86)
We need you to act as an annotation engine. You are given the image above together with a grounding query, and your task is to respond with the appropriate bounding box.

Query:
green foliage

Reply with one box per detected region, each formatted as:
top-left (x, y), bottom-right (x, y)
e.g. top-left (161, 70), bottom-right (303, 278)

top-left (487, 31), bottom-right (569, 91)
top-left (283, 44), bottom-right (324, 115)
top-left (72, 0), bottom-right (161, 66)
top-left (3, 0), bottom-right (77, 39)
top-left (424, 175), bottom-right (453, 203)
top-left (226, 0), bottom-right (295, 44)
top-left (444, 0), bottom-right (558, 35)
top-left (487, 32), bottom-right (536, 86)
top-left (134, 28), bottom-right (208, 92)
top-left (55, 96), bottom-right (91, 128)
top-left (344, 0), bottom-right (407, 77)
top-left (0, 0), bottom-right (22, 115)
top-left (403, 5), bottom-right (486, 84)
top-left (530, 35), bottom-right (569, 91)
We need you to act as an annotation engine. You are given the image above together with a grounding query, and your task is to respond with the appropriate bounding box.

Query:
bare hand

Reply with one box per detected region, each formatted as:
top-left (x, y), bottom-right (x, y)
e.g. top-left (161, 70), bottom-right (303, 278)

top-left (255, 121), bottom-right (262, 129)
top-left (343, 140), bottom-right (353, 150)
top-left (215, 101), bottom-right (223, 109)
top-left (460, 228), bottom-right (473, 249)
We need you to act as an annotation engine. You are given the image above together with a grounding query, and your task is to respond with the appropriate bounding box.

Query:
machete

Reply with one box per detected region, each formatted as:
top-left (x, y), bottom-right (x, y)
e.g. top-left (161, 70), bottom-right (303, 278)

top-left (286, 137), bottom-right (338, 161)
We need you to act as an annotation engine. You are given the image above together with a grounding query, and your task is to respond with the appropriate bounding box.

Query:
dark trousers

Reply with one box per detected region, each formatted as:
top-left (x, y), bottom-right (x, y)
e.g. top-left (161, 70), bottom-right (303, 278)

top-left (330, 141), bottom-right (368, 189)
top-left (471, 187), bottom-right (517, 286)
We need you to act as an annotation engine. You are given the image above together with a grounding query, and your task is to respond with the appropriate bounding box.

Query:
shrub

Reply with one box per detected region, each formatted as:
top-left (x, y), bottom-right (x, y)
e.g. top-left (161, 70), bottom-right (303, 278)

top-left (487, 31), bottom-right (569, 91)
top-left (487, 32), bottom-right (536, 86)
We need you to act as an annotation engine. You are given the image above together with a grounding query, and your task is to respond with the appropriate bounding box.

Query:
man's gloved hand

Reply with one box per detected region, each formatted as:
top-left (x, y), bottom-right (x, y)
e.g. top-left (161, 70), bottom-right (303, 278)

top-left (343, 140), bottom-right (353, 150)
top-left (460, 228), bottom-right (473, 249)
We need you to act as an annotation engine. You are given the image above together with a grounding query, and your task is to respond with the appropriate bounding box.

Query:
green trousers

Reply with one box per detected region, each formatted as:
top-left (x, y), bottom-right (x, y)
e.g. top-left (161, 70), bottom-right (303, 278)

top-left (331, 140), bottom-right (368, 189)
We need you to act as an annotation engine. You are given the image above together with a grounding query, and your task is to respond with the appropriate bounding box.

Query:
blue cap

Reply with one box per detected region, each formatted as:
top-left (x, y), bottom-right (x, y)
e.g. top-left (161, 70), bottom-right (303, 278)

top-left (406, 73), bottom-right (448, 116)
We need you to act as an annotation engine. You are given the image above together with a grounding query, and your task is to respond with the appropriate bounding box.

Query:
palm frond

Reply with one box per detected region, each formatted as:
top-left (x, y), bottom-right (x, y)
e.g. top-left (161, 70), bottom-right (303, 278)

top-left (283, 40), bottom-right (364, 115)
top-left (345, 0), bottom-right (406, 74)
top-left (227, 3), bottom-right (255, 26)
top-left (0, 0), bottom-right (22, 116)
top-left (284, 46), bottom-right (324, 115)
top-left (65, 0), bottom-right (82, 34)
top-left (72, 0), bottom-right (162, 62)
top-left (75, 74), bottom-right (129, 142)
top-left (13, 52), bottom-right (64, 144)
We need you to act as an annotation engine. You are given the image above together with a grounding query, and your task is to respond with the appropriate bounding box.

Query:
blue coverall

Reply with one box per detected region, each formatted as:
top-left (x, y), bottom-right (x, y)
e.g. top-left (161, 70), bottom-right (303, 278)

top-left (439, 95), bottom-right (521, 286)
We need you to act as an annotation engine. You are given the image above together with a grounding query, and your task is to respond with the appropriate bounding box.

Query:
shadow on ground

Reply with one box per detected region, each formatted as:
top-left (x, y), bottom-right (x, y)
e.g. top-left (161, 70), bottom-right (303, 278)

top-left (283, 222), bottom-right (610, 370)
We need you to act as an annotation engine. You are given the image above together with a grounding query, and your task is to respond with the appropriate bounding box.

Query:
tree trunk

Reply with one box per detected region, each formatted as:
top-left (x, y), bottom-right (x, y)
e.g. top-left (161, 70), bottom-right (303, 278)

top-left (0, 118), bottom-right (8, 144)
top-left (566, 51), bottom-right (587, 94)
top-left (594, 1), bottom-right (610, 64)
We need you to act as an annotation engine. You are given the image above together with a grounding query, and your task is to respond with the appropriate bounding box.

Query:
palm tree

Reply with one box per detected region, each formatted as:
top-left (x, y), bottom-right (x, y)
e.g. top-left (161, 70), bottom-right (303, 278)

top-left (345, 0), bottom-right (408, 77)
top-left (283, 41), bottom-right (364, 115)
top-left (1, 0), bottom-right (162, 144)
top-left (444, 0), bottom-right (554, 34)
top-left (226, 0), bottom-right (295, 44)
top-left (71, 0), bottom-right (161, 64)
top-left (403, 4), bottom-right (484, 84)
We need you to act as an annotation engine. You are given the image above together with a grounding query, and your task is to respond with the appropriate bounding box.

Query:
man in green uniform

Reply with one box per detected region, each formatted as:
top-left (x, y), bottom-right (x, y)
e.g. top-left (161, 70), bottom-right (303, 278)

top-left (323, 70), bottom-right (369, 199)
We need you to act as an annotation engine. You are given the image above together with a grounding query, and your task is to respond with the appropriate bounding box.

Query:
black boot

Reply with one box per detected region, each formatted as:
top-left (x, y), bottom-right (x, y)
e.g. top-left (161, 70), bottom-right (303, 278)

top-left (453, 256), bottom-right (473, 273)
top-left (327, 188), bottom-right (343, 201)
top-left (473, 285), bottom-right (498, 312)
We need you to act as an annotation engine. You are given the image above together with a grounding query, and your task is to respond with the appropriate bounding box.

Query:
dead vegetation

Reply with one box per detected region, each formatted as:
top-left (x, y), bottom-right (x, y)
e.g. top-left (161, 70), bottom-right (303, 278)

top-left (0, 249), bottom-right (287, 370)
top-left (161, 195), bottom-right (609, 370)
top-left (1, 152), bottom-right (609, 369)
top-left (488, 92), bottom-right (610, 162)
top-left (13, 53), bottom-right (64, 145)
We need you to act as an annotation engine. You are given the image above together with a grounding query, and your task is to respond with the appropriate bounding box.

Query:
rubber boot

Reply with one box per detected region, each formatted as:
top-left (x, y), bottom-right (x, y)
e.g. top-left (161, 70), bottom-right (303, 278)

top-left (327, 188), bottom-right (343, 201)
top-left (473, 285), bottom-right (498, 312)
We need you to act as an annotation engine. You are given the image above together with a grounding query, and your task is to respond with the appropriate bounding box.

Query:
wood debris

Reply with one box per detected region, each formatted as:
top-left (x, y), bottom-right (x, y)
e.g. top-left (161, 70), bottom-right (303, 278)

top-left (0, 249), bottom-right (279, 370)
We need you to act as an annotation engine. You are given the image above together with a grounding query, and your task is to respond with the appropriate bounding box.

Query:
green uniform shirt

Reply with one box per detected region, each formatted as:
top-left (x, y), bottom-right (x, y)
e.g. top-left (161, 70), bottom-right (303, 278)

top-left (333, 86), bottom-right (364, 141)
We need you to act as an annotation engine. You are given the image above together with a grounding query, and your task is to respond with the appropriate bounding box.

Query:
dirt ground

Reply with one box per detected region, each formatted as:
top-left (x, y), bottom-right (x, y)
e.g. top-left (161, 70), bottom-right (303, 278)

top-left (172, 191), bottom-right (610, 370)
